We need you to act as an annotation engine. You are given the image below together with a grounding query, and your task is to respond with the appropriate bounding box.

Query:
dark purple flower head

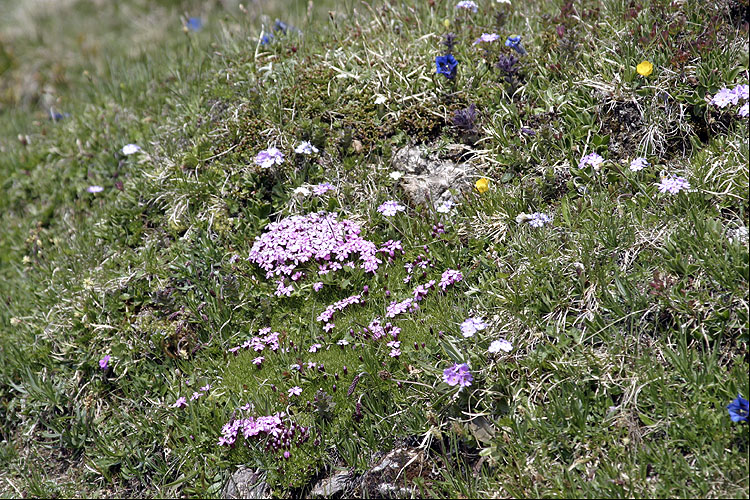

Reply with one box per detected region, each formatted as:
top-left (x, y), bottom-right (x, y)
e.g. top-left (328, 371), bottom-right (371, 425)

top-left (727, 394), bottom-right (749, 423)
top-left (496, 54), bottom-right (519, 75)
top-left (452, 104), bottom-right (478, 132)
top-left (442, 32), bottom-right (458, 54)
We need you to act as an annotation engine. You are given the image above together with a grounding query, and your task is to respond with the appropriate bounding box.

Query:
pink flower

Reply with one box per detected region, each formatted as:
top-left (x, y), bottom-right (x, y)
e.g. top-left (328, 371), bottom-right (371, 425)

top-left (98, 355), bottom-right (111, 370)
top-left (288, 386), bottom-right (302, 397)
top-left (377, 200), bottom-right (406, 216)
top-left (171, 397), bottom-right (188, 408)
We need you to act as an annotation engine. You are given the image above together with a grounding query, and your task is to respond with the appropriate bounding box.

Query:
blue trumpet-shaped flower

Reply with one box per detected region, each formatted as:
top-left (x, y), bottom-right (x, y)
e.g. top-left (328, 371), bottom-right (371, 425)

top-left (505, 35), bottom-right (527, 55)
top-left (727, 394), bottom-right (749, 423)
top-left (436, 54), bottom-right (459, 79)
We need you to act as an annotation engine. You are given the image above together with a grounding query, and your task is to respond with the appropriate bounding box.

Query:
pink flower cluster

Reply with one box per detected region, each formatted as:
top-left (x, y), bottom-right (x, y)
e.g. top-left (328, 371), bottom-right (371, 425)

top-left (249, 212), bottom-right (382, 280)
top-left (366, 319), bottom-right (402, 340)
top-left (378, 239), bottom-right (404, 260)
top-left (228, 328), bottom-right (281, 361)
top-left (171, 383), bottom-right (212, 408)
top-left (218, 412), bottom-right (310, 453)
top-left (317, 293), bottom-right (363, 331)
top-left (439, 269), bottom-right (463, 291)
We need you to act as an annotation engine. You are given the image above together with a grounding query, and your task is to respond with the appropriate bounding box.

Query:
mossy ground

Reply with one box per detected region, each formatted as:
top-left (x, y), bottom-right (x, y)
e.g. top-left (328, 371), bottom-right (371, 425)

top-left (0, 0), bottom-right (748, 497)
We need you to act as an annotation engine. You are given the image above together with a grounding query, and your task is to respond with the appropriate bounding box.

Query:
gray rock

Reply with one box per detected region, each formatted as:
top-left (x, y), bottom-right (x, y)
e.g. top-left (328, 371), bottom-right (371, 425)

top-left (358, 447), bottom-right (425, 498)
top-left (309, 470), bottom-right (355, 498)
top-left (222, 467), bottom-right (269, 499)
top-left (392, 145), bottom-right (474, 208)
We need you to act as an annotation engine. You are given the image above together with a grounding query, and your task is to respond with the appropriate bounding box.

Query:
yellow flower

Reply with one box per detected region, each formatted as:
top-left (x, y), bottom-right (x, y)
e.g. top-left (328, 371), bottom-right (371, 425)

top-left (475, 177), bottom-right (489, 194)
top-left (443, 18), bottom-right (451, 29)
top-left (636, 60), bottom-right (653, 77)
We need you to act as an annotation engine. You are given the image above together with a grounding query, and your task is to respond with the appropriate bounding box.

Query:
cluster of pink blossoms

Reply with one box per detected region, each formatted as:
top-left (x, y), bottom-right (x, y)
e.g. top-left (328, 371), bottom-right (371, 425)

top-left (439, 269), bottom-right (463, 291)
top-left (317, 293), bottom-right (363, 331)
top-left (249, 213), bottom-right (382, 295)
top-left (228, 328), bottom-right (281, 360)
top-left (218, 412), bottom-right (310, 455)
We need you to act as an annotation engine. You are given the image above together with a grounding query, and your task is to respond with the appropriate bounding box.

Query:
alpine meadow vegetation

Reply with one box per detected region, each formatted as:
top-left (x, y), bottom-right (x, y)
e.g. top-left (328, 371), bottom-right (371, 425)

top-left (0, 0), bottom-right (748, 497)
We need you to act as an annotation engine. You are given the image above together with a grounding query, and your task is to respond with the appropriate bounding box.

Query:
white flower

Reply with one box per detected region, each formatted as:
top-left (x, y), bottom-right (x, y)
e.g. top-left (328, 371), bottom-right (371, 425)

top-left (389, 171), bottom-right (403, 181)
top-left (87, 185), bottom-right (104, 193)
top-left (436, 199), bottom-right (456, 213)
top-left (496, 0), bottom-right (511, 4)
top-left (121, 144), bottom-right (141, 155)
top-left (488, 338), bottom-right (513, 353)
top-left (295, 141), bottom-right (319, 155)
top-left (629, 157), bottom-right (649, 172)
top-left (293, 186), bottom-right (311, 197)
top-left (374, 95), bottom-right (387, 105)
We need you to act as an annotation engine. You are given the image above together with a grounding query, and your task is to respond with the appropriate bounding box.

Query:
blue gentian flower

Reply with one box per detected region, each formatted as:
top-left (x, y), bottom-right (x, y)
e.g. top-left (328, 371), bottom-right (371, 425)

top-left (186, 17), bottom-right (203, 31)
top-left (727, 394), bottom-right (749, 423)
top-left (260, 33), bottom-right (274, 45)
top-left (274, 19), bottom-right (289, 34)
top-left (505, 35), bottom-right (527, 55)
top-left (436, 54), bottom-right (458, 79)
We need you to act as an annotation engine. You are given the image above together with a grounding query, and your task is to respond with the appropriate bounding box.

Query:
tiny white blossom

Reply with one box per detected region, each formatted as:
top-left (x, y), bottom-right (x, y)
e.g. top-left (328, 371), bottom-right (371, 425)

top-left (121, 144), bottom-right (141, 155)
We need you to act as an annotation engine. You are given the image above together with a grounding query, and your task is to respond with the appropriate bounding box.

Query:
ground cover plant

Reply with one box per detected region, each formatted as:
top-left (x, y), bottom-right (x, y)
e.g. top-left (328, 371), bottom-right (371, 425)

top-left (0, 0), bottom-right (748, 497)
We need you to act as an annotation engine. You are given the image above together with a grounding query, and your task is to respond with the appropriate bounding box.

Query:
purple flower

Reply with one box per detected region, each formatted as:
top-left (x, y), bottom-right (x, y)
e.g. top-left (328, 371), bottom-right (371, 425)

top-left (312, 182), bottom-right (334, 196)
top-left (488, 338), bottom-right (513, 353)
top-left (87, 185), bottom-right (104, 194)
top-left (734, 84), bottom-right (749, 101)
top-left (739, 103), bottom-right (749, 118)
top-left (323, 322), bottom-right (335, 332)
top-left (710, 85), bottom-right (742, 108)
top-left (656, 175), bottom-right (691, 194)
top-left (190, 391), bottom-right (203, 401)
top-left (288, 386), bottom-right (302, 397)
top-left (254, 147), bottom-right (285, 169)
top-left (727, 394), bottom-right (749, 423)
top-left (171, 397), bottom-right (188, 408)
top-left (313, 282), bottom-right (324, 292)
top-left (460, 317), bottom-right (487, 337)
top-left (578, 152), bottom-right (604, 170)
top-left (526, 212), bottom-right (552, 228)
top-left (474, 33), bottom-right (500, 45)
top-left (443, 363), bottom-right (473, 387)
top-left (200, 384), bottom-right (211, 392)
top-left (252, 356), bottom-right (264, 366)
top-left (98, 355), bottom-right (111, 370)
top-left (455, 0), bottom-right (478, 12)
top-left (629, 157), bottom-right (649, 172)
top-left (377, 200), bottom-right (406, 216)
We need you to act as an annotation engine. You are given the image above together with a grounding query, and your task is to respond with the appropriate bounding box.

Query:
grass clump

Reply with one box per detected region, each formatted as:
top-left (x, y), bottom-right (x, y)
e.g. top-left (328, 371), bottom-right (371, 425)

top-left (0, 0), bottom-right (748, 497)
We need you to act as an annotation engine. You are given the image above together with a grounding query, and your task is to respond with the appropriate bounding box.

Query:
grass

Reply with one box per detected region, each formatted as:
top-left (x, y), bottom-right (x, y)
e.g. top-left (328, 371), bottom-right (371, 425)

top-left (0, 0), bottom-right (748, 497)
